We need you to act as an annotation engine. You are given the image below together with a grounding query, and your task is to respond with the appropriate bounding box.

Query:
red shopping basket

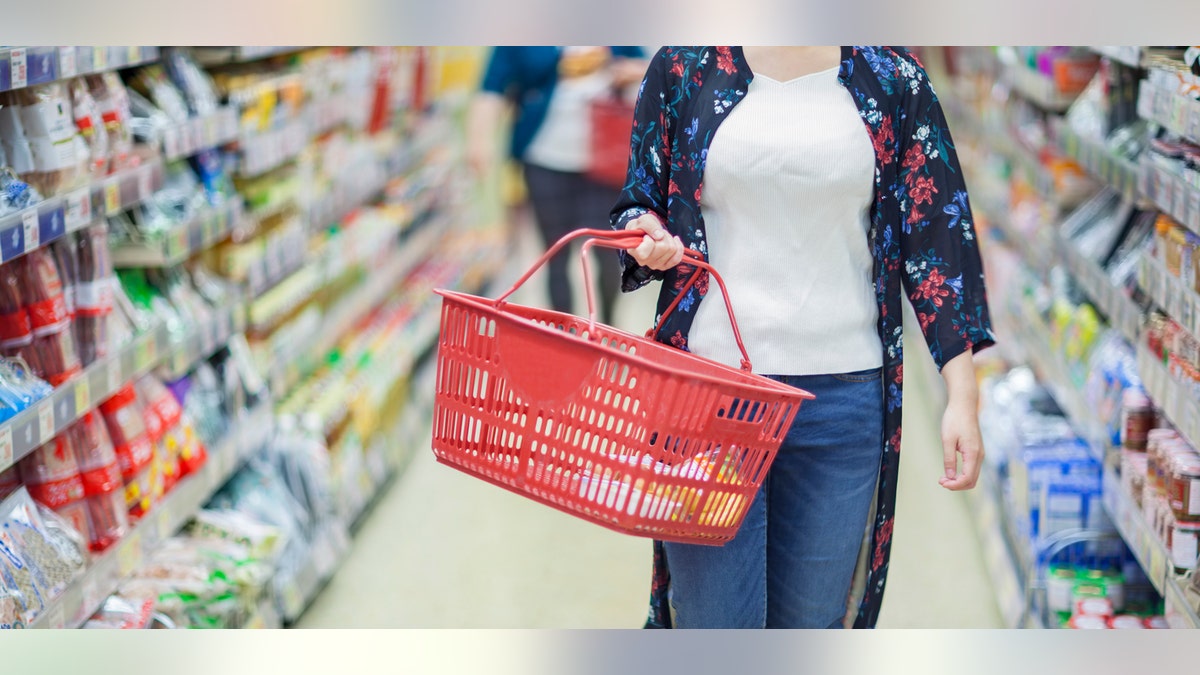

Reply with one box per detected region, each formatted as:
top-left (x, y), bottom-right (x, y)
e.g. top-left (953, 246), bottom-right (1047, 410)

top-left (587, 98), bottom-right (635, 189)
top-left (431, 229), bottom-right (814, 545)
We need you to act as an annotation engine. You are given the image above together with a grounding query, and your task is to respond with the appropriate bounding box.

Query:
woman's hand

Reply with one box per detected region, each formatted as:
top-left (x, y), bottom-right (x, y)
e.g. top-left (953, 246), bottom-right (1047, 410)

top-left (938, 350), bottom-right (984, 491)
top-left (625, 214), bottom-right (685, 270)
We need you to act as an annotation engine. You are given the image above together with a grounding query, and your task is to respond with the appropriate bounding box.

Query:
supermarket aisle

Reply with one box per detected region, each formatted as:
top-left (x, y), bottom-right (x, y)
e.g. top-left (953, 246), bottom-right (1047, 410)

top-left (298, 216), bottom-right (1003, 628)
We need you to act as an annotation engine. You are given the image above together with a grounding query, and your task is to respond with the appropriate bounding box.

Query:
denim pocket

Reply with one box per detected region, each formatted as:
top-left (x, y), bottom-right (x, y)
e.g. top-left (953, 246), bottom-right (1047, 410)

top-left (829, 367), bottom-right (883, 383)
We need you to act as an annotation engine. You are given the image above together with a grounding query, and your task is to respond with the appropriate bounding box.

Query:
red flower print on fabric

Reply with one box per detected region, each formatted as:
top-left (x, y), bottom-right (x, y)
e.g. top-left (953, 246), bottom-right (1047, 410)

top-left (917, 311), bottom-right (935, 332)
top-left (668, 331), bottom-right (687, 349)
top-left (715, 47), bottom-right (736, 75)
top-left (909, 175), bottom-right (937, 206)
top-left (872, 517), bottom-right (895, 570)
top-left (870, 117), bottom-right (895, 165)
top-left (902, 144), bottom-right (926, 173)
top-left (915, 269), bottom-right (950, 307)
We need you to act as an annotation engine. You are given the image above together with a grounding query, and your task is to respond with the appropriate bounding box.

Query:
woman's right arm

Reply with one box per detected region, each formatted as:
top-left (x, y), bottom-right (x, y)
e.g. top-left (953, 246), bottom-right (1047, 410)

top-left (610, 48), bottom-right (685, 288)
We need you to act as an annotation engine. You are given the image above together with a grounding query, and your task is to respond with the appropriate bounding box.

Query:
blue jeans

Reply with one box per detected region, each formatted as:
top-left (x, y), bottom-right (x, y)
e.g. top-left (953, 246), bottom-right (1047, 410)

top-left (663, 369), bottom-right (885, 629)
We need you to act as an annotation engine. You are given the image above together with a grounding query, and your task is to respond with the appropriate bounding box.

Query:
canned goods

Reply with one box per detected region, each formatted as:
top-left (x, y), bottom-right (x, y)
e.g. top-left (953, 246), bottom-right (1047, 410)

top-left (1169, 519), bottom-right (1200, 572)
top-left (1121, 389), bottom-right (1155, 451)
top-left (1168, 452), bottom-right (1200, 522)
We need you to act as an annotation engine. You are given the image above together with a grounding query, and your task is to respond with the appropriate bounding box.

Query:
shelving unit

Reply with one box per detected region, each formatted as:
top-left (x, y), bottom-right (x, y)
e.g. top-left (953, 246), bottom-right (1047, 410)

top-left (28, 401), bottom-right (274, 629)
top-left (0, 47), bottom-right (158, 93)
top-left (109, 199), bottom-right (245, 267)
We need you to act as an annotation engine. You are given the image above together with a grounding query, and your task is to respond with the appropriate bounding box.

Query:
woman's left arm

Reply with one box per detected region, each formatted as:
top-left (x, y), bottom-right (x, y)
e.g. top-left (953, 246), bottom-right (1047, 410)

top-left (892, 49), bottom-right (995, 491)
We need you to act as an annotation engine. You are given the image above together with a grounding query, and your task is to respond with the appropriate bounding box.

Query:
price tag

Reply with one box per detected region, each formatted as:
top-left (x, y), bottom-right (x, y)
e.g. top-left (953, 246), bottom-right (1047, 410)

top-left (37, 401), bottom-right (54, 441)
top-left (74, 377), bottom-right (90, 413)
top-left (21, 208), bottom-right (38, 251)
top-left (117, 531), bottom-right (141, 577)
top-left (137, 166), bottom-right (154, 202)
top-left (106, 358), bottom-right (121, 395)
top-left (0, 426), bottom-right (12, 468)
top-left (64, 188), bottom-right (91, 230)
top-left (92, 46), bottom-right (107, 71)
top-left (9, 48), bottom-right (27, 90)
top-left (103, 178), bottom-right (120, 215)
top-left (57, 47), bottom-right (77, 79)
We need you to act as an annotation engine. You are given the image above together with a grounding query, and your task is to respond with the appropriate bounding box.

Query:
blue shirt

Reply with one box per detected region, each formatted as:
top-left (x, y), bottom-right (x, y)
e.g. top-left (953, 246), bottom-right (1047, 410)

top-left (480, 46), bottom-right (645, 162)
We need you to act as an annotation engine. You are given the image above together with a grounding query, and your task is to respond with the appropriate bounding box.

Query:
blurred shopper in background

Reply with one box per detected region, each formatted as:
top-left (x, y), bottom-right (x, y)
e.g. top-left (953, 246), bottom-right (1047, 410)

top-left (468, 47), bottom-right (647, 324)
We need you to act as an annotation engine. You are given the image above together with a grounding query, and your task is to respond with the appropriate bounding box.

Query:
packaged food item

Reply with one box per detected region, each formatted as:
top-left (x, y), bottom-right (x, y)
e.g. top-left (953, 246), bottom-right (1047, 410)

top-left (68, 77), bottom-right (111, 177)
top-left (0, 257), bottom-right (34, 358)
top-left (0, 486), bottom-right (87, 617)
top-left (1144, 615), bottom-right (1170, 628)
top-left (0, 357), bottom-right (53, 424)
top-left (1170, 519), bottom-right (1200, 572)
top-left (1168, 452), bottom-right (1200, 523)
top-left (161, 48), bottom-right (220, 117)
top-left (100, 385), bottom-right (156, 520)
top-left (17, 434), bottom-right (91, 544)
top-left (86, 73), bottom-right (133, 171)
top-left (21, 248), bottom-right (82, 387)
top-left (74, 222), bottom-right (115, 366)
top-left (10, 83), bottom-right (89, 196)
top-left (49, 237), bottom-right (79, 322)
top-left (83, 595), bottom-right (155, 629)
top-left (1120, 388), bottom-right (1155, 451)
top-left (1108, 615), bottom-right (1146, 629)
top-left (0, 98), bottom-right (38, 179)
top-left (1067, 614), bottom-right (1111, 629)
top-left (0, 466), bottom-right (19, 500)
top-left (71, 413), bottom-right (129, 552)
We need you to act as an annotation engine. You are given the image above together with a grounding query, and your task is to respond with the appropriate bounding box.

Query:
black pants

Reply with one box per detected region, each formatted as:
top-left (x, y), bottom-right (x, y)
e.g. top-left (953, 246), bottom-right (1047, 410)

top-left (521, 163), bottom-right (622, 324)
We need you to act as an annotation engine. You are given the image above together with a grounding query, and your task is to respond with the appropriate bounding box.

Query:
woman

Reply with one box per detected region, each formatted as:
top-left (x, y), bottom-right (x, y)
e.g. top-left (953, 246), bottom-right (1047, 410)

top-left (468, 46), bottom-right (647, 324)
top-left (611, 46), bottom-right (994, 629)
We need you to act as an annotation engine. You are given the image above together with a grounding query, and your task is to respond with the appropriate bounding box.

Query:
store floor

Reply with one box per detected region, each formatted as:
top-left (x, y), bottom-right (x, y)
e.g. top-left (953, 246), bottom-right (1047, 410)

top-left (297, 214), bottom-right (1005, 629)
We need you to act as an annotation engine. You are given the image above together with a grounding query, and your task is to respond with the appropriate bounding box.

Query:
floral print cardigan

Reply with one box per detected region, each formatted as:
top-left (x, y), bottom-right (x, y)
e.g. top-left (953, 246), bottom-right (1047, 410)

top-left (610, 46), bottom-right (995, 628)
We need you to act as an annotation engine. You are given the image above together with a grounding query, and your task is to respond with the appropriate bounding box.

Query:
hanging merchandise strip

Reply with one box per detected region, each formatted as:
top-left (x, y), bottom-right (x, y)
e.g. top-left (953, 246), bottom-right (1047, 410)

top-left (1139, 253), bottom-right (1200, 340)
top-left (1138, 77), bottom-right (1200, 146)
top-left (109, 199), bottom-right (245, 268)
top-left (159, 107), bottom-right (240, 162)
top-left (1057, 231), bottom-right (1144, 345)
top-left (0, 159), bottom-right (165, 265)
top-left (0, 47), bottom-right (159, 93)
top-left (1140, 156), bottom-right (1200, 237)
top-left (27, 400), bottom-right (275, 628)
top-left (1054, 121), bottom-right (1142, 203)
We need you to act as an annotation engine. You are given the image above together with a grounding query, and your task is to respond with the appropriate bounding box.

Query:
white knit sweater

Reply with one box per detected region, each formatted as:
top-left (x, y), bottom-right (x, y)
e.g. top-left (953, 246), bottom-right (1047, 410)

top-left (687, 66), bottom-right (883, 375)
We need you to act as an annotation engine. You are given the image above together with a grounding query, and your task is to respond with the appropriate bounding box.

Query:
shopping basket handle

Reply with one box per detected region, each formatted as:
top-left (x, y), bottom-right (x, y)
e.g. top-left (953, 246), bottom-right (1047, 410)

top-left (493, 228), bottom-right (755, 373)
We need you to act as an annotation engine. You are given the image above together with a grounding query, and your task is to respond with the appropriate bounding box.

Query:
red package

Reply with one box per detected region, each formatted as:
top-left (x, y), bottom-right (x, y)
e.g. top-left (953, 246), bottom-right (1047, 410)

top-left (70, 415), bottom-right (130, 552)
top-left (0, 257), bottom-right (33, 357)
top-left (49, 238), bottom-right (78, 322)
top-left (137, 387), bottom-right (177, 496)
top-left (18, 434), bottom-right (93, 544)
top-left (23, 249), bottom-right (71, 337)
top-left (74, 224), bottom-right (114, 367)
top-left (100, 385), bottom-right (156, 520)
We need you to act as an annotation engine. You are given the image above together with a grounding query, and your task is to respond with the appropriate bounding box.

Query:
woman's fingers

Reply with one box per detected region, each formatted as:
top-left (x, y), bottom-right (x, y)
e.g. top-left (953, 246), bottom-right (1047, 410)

top-left (624, 215), bottom-right (683, 270)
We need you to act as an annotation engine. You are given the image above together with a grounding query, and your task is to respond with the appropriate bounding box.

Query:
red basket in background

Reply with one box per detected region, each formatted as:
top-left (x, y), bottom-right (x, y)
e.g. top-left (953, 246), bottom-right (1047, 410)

top-left (587, 98), bottom-right (636, 190)
top-left (431, 230), bottom-right (815, 545)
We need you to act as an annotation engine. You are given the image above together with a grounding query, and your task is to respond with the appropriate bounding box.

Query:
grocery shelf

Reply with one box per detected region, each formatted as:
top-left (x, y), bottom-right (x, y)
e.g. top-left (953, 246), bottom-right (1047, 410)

top-left (278, 521), bottom-right (349, 624)
top-left (159, 107), bottom-right (240, 162)
top-left (1139, 157), bottom-right (1200, 236)
top-left (983, 202), bottom-right (1056, 277)
top-left (0, 323), bottom-right (168, 473)
top-left (1000, 62), bottom-right (1080, 113)
top-left (0, 159), bottom-right (165, 265)
top-left (1138, 253), bottom-right (1200, 339)
top-left (1101, 463), bottom-right (1200, 628)
top-left (110, 199), bottom-right (245, 267)
top-left (967, 461), bottom-right (1040, 627)
top-left (1136, 343), bottom-right (1200, 455)
top-left (1053, 121), bottom-right (1141, 203)
top-left (237, 118), bottom-right (311, 178)
top-left (266, 214), bottom-right (446, 397)
top-left (1003, 300), bottom-right (1110, 458)
top-left (27, 400), bottom-right (275, 628)
top-left (1138, 78), bottom-right (1200, 146)
top-left (192, 47), bottom-right (307, 66)
top-left (160, 301), bottom-right (248, 379)
top-left (1057, 235), bottom-right (1143, 345)
top-left (0, 47), bottom-right (158, 93)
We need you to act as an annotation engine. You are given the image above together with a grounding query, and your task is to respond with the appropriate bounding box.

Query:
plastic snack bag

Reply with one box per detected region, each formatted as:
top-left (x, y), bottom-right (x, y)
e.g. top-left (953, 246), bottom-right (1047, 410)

top-left (10, 83), bottom-right (90, 196)
top-left (18, 434), bottom-right (92, 545)
top-left (85, 73), bottom-right (133, 171)
top-left (74, 223), bottom-right (115, 366)
top-left (99, 385), bottom-right (157, 521)
top-left (69, 77), bottom-right (111, 178)
top-left (71, 414), bottom-right (130, 552)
